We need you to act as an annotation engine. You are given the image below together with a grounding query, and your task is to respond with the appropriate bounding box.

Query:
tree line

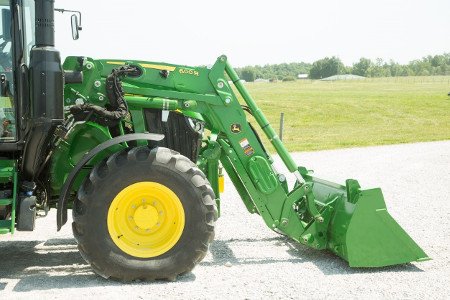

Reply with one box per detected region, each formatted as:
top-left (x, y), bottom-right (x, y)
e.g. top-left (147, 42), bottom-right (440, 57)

top-left (235, 53), bottom-right (450, 81)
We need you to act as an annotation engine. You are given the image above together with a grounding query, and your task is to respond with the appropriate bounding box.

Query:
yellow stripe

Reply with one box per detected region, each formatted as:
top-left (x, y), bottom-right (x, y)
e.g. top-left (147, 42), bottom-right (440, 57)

top-left (140, 63), bottom-right (176, 72)
top-left (106, 61), bottom-right (125, 65)
top-left (106, 61), bottom-right (176, 72)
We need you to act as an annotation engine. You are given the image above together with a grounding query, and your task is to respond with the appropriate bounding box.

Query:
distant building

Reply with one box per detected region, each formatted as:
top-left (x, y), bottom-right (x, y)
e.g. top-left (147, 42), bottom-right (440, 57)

top-left (297, 74), bottom-right (309, 79)
top-left (320, 74), bottom-right (366, 81)
top-left (228, 79), bottom-right (247, 85)
top-left (255, 78), bottom-right (269, 83)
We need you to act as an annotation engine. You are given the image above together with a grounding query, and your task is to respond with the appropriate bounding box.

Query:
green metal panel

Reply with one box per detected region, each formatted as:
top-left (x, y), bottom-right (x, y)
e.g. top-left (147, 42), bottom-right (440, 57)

top-left (248, 156), bottom-right (278, 194)
top-left (49, 122), bottom-right (124, 195)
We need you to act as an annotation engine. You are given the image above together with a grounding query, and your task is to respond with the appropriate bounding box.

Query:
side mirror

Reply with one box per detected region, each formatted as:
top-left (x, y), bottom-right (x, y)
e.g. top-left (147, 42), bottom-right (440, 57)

top-left (71, 14), bottom-right (81, 40)
top-left (55, 9), bottom-right (83, 40)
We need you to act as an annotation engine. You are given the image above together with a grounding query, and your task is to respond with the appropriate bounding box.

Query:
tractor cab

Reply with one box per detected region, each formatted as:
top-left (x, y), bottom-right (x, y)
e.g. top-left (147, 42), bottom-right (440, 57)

top-left (0, 0), bottom-right (64, 184)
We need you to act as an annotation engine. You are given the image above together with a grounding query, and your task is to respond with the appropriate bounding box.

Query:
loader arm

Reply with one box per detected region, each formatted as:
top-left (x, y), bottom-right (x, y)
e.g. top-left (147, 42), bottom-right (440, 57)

top-left (187, 56), bottom-right (429, 266)
top-left (60, 55), bottom-right (429, 267)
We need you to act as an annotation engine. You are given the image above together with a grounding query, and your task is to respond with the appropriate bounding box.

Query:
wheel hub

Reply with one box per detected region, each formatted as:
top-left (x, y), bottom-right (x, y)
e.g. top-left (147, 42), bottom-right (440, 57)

top-left (107, 182), bottom-right (185, 258)
top-left (133, 204), bottom-right (159, 230)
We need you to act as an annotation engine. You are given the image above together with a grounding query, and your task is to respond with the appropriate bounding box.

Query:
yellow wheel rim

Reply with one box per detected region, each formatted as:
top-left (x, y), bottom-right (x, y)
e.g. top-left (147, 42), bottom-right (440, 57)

top-left (107, 182), bottom-right (185, 258)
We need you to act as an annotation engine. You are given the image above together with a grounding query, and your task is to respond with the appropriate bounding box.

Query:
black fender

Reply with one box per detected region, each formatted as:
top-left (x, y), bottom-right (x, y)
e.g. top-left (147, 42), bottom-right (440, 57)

top-left (57, 133), bottom-right (164, 230)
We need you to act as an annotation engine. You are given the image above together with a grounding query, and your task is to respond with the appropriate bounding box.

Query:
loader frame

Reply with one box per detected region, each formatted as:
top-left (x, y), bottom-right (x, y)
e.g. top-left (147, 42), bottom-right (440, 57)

top-left (53, 55), bottom-right (428, 266)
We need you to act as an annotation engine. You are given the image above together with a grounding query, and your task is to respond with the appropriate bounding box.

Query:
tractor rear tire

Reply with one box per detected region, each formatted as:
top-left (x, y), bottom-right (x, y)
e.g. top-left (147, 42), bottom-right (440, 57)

top-left (72, 146), bottom-right (217, 281)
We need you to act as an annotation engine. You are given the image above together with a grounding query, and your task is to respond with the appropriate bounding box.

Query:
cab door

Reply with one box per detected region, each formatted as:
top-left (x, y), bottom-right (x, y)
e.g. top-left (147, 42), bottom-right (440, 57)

top-left (0, 5), bottom-right (15, 143)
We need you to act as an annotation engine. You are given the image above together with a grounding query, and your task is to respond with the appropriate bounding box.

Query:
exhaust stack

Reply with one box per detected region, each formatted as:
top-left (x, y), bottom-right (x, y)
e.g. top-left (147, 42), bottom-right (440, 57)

top-left (22, 0), bottom-right (64, 179)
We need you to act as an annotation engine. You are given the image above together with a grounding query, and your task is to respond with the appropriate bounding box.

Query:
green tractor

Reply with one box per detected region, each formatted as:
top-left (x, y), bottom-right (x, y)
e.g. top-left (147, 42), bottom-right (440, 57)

top-left (0, 0), bottom-right (429, 281)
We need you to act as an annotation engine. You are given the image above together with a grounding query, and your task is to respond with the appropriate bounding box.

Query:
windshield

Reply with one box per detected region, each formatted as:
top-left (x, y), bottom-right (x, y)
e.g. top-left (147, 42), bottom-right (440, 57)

top-left (0, 0), bottom-right (35, 142)
top-left (0, 2), bottom-right (11, 71)
top-left (0, 0), bottom-right (14, 141)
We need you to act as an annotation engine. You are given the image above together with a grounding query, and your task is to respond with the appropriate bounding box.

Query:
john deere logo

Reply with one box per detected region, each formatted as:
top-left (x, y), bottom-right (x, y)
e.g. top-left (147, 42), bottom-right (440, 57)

top-left (231, 124), bottom-right (241, 133)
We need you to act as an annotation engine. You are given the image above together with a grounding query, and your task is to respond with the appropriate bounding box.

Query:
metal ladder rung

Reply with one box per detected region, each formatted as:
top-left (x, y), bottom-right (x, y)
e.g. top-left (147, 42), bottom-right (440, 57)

top-left (0, 198), bottom-right (13, 206)
top-left (0, 165), bottom-right (17, 234)
top-left (0, 220), bottom-right (12, 234)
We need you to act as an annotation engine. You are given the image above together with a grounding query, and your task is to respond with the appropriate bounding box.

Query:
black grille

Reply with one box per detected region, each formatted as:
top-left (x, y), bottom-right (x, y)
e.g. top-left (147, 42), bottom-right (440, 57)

top-left (143, 109), bottom-right (202, 162)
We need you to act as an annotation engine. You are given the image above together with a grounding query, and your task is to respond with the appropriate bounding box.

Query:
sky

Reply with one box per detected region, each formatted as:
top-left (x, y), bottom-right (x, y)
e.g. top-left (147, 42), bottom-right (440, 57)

top-left (54, 0), bottom-right (450, 67)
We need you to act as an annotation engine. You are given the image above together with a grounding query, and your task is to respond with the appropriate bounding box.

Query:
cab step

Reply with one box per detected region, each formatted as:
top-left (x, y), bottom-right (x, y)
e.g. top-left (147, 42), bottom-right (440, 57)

top-left (0, 220), bottom-right (12, 234)
top-left (0, 160), bottom-right (18, 235)
top-left (0, 198), bottom-right (13, 206)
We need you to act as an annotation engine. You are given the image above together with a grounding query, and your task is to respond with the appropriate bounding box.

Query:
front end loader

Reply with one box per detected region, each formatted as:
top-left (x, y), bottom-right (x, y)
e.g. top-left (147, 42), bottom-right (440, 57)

top-left (0, 0), bottom-right (428, 281)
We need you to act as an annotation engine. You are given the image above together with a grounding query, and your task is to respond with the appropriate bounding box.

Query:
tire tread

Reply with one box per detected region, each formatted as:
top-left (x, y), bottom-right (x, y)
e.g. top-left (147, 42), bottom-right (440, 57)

top-left (72, 146), bottom-right (217, 282)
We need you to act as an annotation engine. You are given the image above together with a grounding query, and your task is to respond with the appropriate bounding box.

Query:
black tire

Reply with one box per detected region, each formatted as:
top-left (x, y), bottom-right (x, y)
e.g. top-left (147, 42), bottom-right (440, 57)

top-left (72, 146), bottom-right (218, 281)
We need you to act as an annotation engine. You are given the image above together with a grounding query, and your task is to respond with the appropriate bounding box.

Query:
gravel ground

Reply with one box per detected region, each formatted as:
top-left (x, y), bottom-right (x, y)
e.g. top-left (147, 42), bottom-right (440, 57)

top-left (1, 141), bottom-right (449, 299)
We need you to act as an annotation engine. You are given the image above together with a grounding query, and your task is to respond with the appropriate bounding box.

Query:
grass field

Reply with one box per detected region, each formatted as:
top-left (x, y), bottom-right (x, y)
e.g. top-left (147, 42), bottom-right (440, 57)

top-left (240, 76), bottom-right (450, 151)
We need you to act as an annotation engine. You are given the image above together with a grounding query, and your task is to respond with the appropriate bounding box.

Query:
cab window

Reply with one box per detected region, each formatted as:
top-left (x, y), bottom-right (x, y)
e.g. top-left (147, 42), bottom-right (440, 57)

top-left (0, 2), bottom-right (14, 141)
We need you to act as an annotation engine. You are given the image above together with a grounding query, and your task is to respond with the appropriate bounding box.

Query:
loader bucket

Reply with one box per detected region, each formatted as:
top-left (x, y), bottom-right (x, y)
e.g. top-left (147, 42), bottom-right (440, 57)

top-left (314, 179), bottom-right (430, 267)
